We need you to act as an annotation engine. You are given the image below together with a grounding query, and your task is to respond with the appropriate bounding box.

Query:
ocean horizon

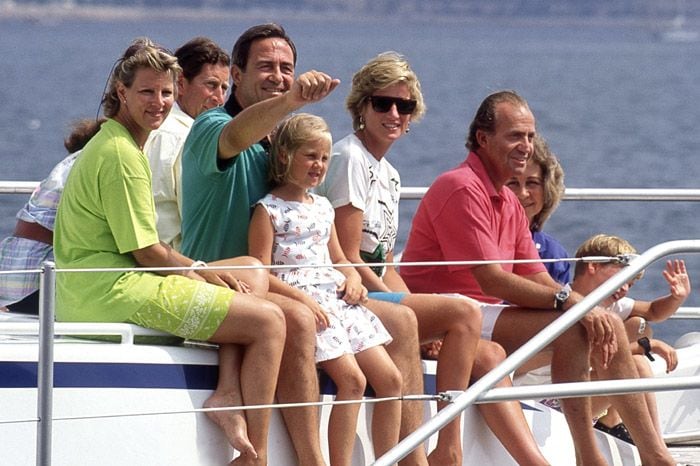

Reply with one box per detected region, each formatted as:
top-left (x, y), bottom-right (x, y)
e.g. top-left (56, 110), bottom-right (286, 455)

top-left (1, 13), bottom-right (698, 344)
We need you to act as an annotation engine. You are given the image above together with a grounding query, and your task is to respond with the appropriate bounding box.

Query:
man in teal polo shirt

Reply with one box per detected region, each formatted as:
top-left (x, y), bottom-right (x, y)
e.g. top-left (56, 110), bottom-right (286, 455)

top-left (181, 24), bottom-right (340, 466)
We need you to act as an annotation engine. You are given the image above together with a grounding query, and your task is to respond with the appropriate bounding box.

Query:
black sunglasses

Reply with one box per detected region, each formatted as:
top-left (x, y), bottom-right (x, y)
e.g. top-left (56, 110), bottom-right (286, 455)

top-left (369, 96), bottom-right (417, 115)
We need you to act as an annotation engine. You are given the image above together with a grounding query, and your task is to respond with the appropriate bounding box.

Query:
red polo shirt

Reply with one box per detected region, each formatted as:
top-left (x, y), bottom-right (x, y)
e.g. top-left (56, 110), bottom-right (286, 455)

top-left (401, 152), bottom-right (545, 303)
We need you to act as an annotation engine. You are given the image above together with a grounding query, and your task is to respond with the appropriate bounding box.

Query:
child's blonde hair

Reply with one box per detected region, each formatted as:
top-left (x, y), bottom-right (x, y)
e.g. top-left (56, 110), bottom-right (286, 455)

top-left (574, 234), bottom-right (643, 280)
top-left (269, 113), bottom-right (332, 186)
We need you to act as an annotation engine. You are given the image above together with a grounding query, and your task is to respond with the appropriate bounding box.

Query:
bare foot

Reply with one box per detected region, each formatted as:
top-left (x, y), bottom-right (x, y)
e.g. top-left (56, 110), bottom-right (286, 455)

top-left (229, 451), bottom-right (266, 466)
top-left (427, 445), bottom-right (461, 466)
top-left (204, 392), bottom-right (257, 459)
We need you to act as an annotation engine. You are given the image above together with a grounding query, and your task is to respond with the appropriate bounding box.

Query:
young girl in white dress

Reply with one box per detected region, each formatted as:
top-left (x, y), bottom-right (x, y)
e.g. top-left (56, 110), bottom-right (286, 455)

top-left (248, 113), bottom-right (402, 466)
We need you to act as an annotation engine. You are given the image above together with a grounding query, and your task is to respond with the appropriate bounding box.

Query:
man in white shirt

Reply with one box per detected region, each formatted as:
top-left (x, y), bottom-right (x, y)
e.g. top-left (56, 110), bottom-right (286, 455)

top-left (145, 37), bottom-right (230, 250)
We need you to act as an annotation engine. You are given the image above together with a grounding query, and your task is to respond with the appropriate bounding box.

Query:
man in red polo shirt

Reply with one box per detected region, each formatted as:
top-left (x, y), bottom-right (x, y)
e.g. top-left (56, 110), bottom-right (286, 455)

top-left (401, 90), bottom-right (675, 466)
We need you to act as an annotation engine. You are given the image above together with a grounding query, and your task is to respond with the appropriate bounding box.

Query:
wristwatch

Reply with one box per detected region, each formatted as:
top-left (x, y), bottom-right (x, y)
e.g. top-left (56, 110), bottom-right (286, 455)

top-left (554, 284), bottom-right (571, 311)
top-left (637, 337), bottom-right (656, 362)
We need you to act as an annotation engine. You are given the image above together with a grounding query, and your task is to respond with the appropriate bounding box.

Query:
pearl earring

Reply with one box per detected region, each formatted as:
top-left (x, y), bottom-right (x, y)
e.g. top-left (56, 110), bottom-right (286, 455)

top-left (358, 116), bottom-right (365, 131)
top-left (405, 126), bottom-right (410, 134)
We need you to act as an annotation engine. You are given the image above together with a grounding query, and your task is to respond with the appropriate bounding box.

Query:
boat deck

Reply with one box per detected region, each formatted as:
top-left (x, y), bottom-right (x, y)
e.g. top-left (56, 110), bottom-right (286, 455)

top-left (670, 446), bottom-right (700, 465)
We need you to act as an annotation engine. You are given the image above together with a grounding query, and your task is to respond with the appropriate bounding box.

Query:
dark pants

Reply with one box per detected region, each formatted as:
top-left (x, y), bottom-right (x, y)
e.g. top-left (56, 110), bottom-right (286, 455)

top-left (7, 291), bottom-right (39, 315)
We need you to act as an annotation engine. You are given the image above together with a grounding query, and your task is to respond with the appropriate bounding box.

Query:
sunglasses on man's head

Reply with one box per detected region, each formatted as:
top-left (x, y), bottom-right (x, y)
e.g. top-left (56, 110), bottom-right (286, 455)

top-left (369, 96), bottom-right (417, 115)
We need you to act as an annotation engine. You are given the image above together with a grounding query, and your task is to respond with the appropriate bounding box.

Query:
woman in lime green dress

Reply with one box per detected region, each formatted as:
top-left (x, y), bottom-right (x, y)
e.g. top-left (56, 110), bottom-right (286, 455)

top-left (54, 38), bottom-right (285, 465)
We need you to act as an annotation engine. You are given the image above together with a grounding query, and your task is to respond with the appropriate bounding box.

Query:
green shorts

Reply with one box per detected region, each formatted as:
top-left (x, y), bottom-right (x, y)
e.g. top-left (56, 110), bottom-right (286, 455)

top-left (127, 274), bottom-right (234, 341)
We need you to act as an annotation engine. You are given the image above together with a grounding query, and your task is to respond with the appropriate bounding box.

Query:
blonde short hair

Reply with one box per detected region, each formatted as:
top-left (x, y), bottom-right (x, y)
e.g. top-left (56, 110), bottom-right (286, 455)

top-left (269, 113), bottom-right (331, 186)
top-left (574, 234), bottom-right (642, 280)
top-left (346, 51), bottom-right (426, 131)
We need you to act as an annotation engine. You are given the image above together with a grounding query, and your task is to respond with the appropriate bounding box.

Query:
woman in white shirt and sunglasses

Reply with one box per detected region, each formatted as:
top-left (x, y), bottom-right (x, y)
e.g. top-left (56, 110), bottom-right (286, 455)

top-left (317, 52), bottom-right (550, 465)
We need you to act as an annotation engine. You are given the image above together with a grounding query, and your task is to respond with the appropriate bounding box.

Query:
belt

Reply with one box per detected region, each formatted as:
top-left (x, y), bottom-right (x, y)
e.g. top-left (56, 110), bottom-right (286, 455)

top-left (13, 219), bottom-right (53, 245)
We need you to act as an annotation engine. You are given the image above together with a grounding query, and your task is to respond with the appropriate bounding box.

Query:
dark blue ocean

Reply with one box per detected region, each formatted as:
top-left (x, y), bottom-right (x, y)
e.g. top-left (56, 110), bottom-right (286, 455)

top-left (1, 11), bottom-right (699, 343)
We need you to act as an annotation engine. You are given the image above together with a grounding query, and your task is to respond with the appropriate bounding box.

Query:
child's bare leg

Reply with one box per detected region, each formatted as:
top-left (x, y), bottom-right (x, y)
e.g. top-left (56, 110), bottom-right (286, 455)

top-left (356, 346), bottom-right (403, 458)
top-left (320, 355), bottom-right (366, 466)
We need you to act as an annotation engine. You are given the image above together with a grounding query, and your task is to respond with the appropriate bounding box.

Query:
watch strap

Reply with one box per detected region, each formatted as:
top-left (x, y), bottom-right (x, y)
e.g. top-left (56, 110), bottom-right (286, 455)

top-left (637, 337), bottom-right (655, 362)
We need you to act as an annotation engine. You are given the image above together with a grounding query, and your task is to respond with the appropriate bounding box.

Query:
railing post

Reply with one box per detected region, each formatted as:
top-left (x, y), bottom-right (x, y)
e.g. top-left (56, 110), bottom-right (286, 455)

top-left (36, 261), bottom-right (56, 466)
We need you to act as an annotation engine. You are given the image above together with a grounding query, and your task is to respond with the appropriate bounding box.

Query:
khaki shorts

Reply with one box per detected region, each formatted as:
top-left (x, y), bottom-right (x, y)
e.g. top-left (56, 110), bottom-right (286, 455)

top-left (128, 275), bottom-right (234, 341)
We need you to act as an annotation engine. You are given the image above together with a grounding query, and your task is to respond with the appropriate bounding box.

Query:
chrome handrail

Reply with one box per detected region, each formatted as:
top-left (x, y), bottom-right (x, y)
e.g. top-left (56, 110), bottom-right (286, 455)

top-left (5, 182), bottom-right (700, 201)
top-left (400, 187), bottom-right (700, 201)
top-left (374, 239), bottom-right (700, 466)
top-left (0, 181), bottom-right (39, 194)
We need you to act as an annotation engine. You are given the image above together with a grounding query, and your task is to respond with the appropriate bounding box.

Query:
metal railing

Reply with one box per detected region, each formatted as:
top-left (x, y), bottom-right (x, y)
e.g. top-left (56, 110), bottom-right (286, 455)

top-left (400, 187), bottom-right (700, 201)
top-left (374, 239), bottom-right (700, 465)
top-left (5, 182), bottom-right (700, 201)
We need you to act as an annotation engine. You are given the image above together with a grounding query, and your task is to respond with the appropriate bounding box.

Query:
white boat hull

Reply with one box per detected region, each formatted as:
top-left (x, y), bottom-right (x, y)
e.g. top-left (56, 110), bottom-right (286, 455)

top-left (0, 314), bottom-right (657, 466)
top-left (654, 332), bottom-right (700, 446)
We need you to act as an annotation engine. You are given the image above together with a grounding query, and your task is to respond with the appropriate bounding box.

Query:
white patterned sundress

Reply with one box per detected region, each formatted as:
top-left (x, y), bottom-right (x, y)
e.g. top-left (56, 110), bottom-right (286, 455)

top-left (257, 193), bottom-right (392, 362)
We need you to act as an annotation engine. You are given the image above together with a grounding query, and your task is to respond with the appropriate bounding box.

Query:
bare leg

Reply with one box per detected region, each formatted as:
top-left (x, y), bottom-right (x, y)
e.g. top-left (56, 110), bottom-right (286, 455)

top-left (320, 355), bottom-right (366, 466)
top-left (593, 319), bottom-right (674, 465)
top-left (210, 294), bottom-right (286, 465)
top-left (471, 340), bottom-right (550, 466)
top-left (205, 258), bottom-right (277, 460)
top-left (492, 309), bottom-right (608, 466)
top-left (634, 355), bottom-right (664, 441)
top-left (591, 357), bottom-right (663, 443)
top-left (400, 295), bottom-right (481, 465)
top-left (205, 344), bottom-right (257, 458)
top-left (209, 256), bottom-right (270, 298)
top-left (356, 346), bottom-right (403, 458)
top-left (266, 293), bottom-right (326, 466)
top-left (367, 299), bottom-right (428, 466)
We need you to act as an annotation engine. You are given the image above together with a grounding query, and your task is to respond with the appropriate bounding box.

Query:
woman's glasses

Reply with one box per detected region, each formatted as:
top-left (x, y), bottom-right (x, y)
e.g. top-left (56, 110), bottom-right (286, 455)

top-left (369, 96), bottom-right (417, 115)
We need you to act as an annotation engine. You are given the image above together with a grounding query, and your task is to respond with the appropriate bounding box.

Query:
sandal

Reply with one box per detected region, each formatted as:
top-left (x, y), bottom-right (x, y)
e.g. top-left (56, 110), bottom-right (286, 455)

top-left (594, 421), bottom-right (634, 444)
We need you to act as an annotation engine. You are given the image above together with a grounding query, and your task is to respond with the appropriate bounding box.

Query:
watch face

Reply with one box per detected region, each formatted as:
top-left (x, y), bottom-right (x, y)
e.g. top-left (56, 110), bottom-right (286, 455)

top-left (555, 287), bottom-right (570, 310)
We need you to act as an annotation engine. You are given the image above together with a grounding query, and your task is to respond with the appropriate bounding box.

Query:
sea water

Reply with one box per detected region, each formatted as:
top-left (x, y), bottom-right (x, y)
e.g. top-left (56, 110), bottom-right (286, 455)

top-left (1, 11), bottom-right (699, 343)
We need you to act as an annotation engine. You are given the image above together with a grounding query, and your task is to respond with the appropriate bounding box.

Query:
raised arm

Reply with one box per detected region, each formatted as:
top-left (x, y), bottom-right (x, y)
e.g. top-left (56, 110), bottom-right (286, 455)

top-left (631, 259), bottom-right (690, 322)
top-left (218, 70), bottom-right (339, 159)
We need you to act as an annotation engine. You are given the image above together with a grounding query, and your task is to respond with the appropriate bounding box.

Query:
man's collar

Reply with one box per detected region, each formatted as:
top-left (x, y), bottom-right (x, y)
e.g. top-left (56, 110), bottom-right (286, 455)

top-left (466, 152), bottom-right (501, 199)
top-left (224, 93), bottom-right (243, 117)
top-left (169, 102), bottom-right (194, 125)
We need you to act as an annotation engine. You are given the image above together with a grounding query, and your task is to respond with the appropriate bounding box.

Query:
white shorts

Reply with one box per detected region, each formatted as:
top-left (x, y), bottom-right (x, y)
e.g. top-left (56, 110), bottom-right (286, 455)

top-left (440, 293), bottom-right (508, 340)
